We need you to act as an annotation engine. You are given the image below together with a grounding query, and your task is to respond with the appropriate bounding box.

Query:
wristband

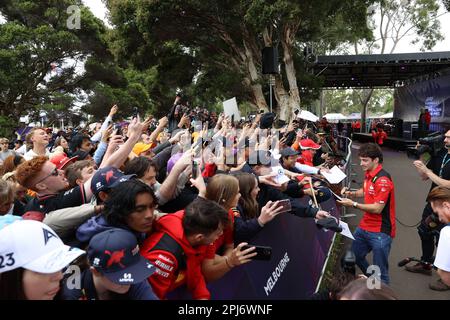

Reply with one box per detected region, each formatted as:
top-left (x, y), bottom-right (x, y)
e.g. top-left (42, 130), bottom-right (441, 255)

top-left (352, 202), bottom-right (358, 208)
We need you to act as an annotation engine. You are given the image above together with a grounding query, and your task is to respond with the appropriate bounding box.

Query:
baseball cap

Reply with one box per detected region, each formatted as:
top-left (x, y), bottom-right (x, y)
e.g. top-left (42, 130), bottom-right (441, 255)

top-left (167, 152), bottom-right (184, 174)
top-left (280, 147), bottom-right (300, 158)
top-left (22, 211), bottom-right (45, 222)
top-left (91, 167), bottom-right (136, 198)
top-left (0, 220), bottom-right (85, 274)
top-left (87, 228), bottom-right (156, 284)
top-left (299, 139), bottom-right (321, 150)
top-left (247, 150), bottom-right (277, 167)
top-left (50, 153), bottom-right (78, 170)
top-left (132, 142), bottom-right (152, 156)
top-left (315, 187), bottom-right (332, 203)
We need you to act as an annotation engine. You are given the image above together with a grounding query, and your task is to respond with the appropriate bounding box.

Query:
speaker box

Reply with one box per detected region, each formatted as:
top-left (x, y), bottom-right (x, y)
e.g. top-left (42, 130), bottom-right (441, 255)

top-left (262, 47), bottom-right (279, 74)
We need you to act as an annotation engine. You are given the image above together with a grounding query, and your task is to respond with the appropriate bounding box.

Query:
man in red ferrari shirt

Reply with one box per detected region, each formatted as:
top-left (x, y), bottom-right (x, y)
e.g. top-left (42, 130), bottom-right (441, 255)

top-left (337, 143), bottom-right (395, 284)
top-left (140, 197), bottom-right (229, 299)
top-left (371, 123), bottom-right (388, 146)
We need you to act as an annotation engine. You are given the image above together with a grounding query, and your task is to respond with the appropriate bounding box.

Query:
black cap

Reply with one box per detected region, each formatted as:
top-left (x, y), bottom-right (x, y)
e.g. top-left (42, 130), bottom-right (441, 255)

top-left (88, 229), bottom-right (156, 284)
top-left (280, 147), bottom-right (300, 158)
top-left (260, 113), bottom-right (276, 129)
top-left (91, 167), bottom-right (136, 198)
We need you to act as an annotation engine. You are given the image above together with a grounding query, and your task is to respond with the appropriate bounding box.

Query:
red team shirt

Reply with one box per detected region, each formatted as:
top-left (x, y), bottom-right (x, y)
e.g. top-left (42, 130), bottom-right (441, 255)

top-left (360, 164), bottom-right (396, 238)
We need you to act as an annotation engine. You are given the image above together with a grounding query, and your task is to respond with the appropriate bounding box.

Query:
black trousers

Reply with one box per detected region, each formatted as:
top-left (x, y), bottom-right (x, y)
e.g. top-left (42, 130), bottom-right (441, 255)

top-left (418, 202), bottom-right (442, 263)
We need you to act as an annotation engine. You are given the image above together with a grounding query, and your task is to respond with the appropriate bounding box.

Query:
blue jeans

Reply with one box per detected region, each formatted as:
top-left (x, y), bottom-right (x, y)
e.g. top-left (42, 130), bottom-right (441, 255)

top-left (351, 227), bottom-right (393, 284)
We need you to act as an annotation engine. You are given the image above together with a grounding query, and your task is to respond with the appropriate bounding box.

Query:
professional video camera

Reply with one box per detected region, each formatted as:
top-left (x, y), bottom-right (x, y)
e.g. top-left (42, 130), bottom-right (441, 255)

top-left (406, 131), bottom-right (445, 160)
top-left (341, 250), bottom-right (356, 276)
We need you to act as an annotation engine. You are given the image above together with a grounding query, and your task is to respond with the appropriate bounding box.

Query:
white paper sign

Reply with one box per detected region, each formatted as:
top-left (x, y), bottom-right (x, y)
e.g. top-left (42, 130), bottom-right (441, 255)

top-left (339, 221), bottom-right (355, 240)
top-left (271, 166), bottom-right (290, 185)
top-left (223, 97), bottom-right (241, 121)
top-left (322, 165), bottom-right (347, 184)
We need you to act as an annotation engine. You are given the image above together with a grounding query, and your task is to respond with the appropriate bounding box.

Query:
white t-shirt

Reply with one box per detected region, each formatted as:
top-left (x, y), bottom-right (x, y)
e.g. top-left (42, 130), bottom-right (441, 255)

top-left (15, 144), bottom-right (27, 155)
top-left (23, 148), bottom-right (50, 160)
top-left (434, 225), bottom-right (450, 272)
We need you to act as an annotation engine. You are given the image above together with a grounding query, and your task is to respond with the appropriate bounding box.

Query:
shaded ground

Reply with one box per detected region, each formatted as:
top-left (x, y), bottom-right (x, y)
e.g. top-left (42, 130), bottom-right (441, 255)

top-left (341, 143), bottom-right (450, 300)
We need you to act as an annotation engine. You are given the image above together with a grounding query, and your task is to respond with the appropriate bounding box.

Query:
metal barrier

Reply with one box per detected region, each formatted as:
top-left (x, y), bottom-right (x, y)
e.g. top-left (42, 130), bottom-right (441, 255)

top-left (337, 134), bottom-right (355, 219)
top-left (315, 134), bottom-right (353, 293)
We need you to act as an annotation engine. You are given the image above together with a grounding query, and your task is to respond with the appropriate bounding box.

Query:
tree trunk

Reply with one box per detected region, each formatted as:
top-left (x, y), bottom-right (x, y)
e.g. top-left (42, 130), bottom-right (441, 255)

top-left (360, 89), bottom-right (373, 133)
top-left (279, 24), bottom-right (300, 122)
top-left (243, 40), bottom-right (268, 111)
top-left (273, 76), bottom-right (290, 120)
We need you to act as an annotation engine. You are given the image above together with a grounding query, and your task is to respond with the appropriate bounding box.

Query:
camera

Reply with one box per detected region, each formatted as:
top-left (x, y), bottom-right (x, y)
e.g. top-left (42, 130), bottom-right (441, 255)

top-left (406, 132), bottom-right (444, 160)
top-left (418, 212), bottom-right (442, 235)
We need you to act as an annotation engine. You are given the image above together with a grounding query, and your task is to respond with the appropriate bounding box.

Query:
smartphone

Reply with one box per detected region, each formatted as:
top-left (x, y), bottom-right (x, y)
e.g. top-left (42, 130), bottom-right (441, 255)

top-left (132, 107), bottom-right (139, 119)
top-left (113, 124), bottom-right (122, 136)
top-left (275, 199), bottom-right (292, 213)
top-left (192, 160), bottom-right (198, 179)
top-left (241, 245), bottom-right (272, 261)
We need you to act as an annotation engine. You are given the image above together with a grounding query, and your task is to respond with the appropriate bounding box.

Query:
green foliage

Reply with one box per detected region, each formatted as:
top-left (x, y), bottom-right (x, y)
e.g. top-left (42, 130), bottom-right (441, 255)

top-left (0, 115), bottom-right (17, 139)
top-left (323, 89), bottom-right (394, 115)
top-left (0, 0), bottom-right (110, 123)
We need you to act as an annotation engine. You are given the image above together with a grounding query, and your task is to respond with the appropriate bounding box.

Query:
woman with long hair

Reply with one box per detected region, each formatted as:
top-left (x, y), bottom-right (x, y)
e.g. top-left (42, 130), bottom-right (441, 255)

top-left (197, 174), bottom-right (256, 282)
top-left (52, 136), bottom-right (71, 157)
top-left (233, 172), bottom-right (284, 243)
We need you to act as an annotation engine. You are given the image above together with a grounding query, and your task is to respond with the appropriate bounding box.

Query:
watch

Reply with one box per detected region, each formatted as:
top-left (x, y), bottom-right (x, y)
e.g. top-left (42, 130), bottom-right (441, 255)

top-left (352, 202), bottom-right (358, 208)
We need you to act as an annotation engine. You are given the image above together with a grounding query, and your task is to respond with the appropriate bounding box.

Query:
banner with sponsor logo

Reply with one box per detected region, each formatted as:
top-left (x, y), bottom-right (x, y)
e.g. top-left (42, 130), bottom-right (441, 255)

top-left (167, 197), bottom-right (339, 300)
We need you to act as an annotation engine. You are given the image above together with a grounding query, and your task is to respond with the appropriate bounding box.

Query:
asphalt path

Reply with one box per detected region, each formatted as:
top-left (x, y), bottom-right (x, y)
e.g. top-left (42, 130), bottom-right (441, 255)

top-left (342, 143), bottom-right (450, 299)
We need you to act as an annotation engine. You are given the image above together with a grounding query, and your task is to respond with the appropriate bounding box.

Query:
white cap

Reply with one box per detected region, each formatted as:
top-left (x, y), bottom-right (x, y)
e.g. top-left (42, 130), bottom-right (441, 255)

top-left (0, 220), bottom-right (85, 274)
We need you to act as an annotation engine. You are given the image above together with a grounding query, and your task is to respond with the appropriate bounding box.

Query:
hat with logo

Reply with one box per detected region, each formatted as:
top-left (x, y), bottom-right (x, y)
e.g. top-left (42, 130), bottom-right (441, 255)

top-left (91, 167), bottom-right (136, 198)
top-left (315, 186), bottom-right (332, 203)
top-left (87, 228), bottom-right (156, 284)
top-left (299, 138), bottom-right (321, 150)
top-left (50, 153), bottom-right (79, 170)
top-left (0, 220), bottom-right (85, 274)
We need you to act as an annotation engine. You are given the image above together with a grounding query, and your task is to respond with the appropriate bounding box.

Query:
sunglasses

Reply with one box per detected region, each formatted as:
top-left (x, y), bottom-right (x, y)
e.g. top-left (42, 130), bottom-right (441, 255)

top-left (35, 167), bottom-right (59, 184)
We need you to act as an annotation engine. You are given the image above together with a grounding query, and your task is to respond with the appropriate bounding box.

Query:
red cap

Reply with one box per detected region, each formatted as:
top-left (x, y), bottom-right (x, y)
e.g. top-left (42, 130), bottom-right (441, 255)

top-left (50, 154), bottom-right (78, 170)
top-left (299, 139), bottom-right (321, 150)
top-left (22, 211), bottom-right (45, 222)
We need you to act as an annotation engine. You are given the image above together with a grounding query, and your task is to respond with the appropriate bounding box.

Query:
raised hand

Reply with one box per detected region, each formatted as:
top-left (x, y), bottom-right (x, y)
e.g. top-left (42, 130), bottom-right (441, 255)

top-left (258, 201), bottom-right (285, 225)
top-left (109, 104), bottom-right (118, 117)
top-left (226, 242), bottom-right (257, 267)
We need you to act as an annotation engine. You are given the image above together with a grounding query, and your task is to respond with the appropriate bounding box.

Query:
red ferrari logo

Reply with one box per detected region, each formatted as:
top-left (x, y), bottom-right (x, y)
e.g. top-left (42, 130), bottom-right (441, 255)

top-left (104, 249), bottom-right (126, 268)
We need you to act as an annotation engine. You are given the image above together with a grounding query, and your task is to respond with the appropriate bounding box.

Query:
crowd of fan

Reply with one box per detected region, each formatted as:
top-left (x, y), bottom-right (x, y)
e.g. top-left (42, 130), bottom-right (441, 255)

top-left (0, 101), bottom-right (398, 300)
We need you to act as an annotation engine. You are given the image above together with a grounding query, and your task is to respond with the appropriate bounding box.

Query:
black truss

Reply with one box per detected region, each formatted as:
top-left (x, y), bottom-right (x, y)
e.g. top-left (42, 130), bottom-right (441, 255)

top-left (310, 51), bottom-right (450, 88)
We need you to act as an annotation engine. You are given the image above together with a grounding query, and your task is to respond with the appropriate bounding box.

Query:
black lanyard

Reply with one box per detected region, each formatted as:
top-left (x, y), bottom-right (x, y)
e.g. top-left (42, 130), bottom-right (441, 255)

top-left (439, 154), bottom-right (450, 177)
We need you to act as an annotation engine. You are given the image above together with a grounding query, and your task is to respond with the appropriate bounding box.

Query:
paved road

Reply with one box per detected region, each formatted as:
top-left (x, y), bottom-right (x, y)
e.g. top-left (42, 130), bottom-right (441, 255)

top-left (342, 143), bottom-right (450, 300)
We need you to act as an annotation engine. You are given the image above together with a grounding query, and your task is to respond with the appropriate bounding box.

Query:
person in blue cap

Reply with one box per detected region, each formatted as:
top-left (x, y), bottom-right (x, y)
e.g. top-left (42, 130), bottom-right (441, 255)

top-left (61, 228), bottom-right (158, 300)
